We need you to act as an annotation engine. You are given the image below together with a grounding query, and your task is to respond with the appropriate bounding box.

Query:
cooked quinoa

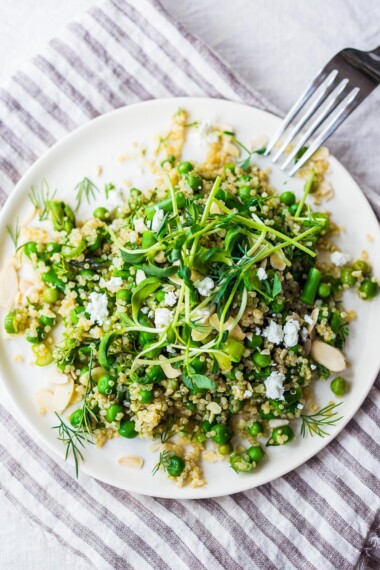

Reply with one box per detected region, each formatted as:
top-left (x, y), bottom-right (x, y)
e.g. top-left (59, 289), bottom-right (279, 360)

top-left (3, 110), bottom-right (379, 485)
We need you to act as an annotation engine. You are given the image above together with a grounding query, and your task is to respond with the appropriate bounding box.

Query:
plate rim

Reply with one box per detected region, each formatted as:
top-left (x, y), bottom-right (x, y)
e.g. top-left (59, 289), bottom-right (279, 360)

top-left (0, 96), bottom-right (379, 499)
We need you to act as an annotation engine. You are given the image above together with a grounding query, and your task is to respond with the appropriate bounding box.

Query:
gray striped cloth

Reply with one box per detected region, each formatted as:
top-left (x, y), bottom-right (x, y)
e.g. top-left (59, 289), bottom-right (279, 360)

top-left (0, 1), bottom-right (379, 568)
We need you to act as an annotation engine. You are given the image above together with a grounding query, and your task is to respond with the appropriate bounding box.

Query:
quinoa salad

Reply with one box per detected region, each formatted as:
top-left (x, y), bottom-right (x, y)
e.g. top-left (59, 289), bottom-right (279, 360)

top-left (2, 109), bottom-right (379, 487)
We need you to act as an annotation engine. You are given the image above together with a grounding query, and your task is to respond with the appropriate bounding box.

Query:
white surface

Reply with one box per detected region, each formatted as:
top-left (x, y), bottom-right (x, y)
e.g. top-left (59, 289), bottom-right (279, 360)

top-left (1, 0), bottom-right (379, 568)
top-left (2, 97), bottom-right (379, 499)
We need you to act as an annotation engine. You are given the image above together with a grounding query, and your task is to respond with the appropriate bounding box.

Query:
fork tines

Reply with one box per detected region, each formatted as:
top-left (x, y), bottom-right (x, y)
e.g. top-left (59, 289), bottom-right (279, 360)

top-left (265, 64), bottom-right (362, 176)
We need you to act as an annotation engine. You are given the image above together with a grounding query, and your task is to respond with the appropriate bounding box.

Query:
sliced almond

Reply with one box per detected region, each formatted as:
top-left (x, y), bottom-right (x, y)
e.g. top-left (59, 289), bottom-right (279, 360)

top-left (191, 329), bottom-right (210, 341)
top-left (308, 308), bottom-right (319, 333)
top-left (270, 253), bottom-right (286, 271)
top-left (210, 202), bottom-right (223, 215)
top-left (310, 340), bottom-right (346, 372)
top-left (118, 456), bottom-right (144, 469)
top-left (49, 372), bottom-right (70, 385)
top-left (52, 377), bottom-right (74, 412)
top-left (0, 264), bottom-right (18, 309)
top-left (209, 313), bottom-right (245, 341)
top-left (168, 274), bottom-right (183, 286)
top-left (35, 388), bottom-right (55, 414)
top-left (159, 355), bottom-right (181, 378)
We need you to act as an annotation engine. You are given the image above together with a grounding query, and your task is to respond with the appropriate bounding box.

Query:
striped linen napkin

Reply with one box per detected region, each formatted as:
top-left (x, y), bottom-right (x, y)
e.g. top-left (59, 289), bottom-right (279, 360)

top-left (0, 1), bottom-right (379, 568)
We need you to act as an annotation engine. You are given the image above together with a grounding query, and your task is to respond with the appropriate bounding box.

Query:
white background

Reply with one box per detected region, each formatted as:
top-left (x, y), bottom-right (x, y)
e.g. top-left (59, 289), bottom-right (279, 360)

top-left (1, 0), bottom-right (379, 568)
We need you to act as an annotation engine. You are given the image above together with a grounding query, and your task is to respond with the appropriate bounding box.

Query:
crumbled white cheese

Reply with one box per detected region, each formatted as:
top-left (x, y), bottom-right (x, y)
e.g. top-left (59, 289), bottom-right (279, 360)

top-left (297, 403), bottom-right (304, 410)
top-left (141, 306), bottom-right (149, 314)
top-left (112, 256), bottom-right (124, 270)
top-left (104, 276), bottom-right (123, 292)
top-left (255, 327), bottom-right (262, 335)
top-left (257, 267), bottom-right (267, 281)
top-left (197, 120), bottom-right (219, 145)
top-left (154, 308), bottom-right (172, 329)
top-left (86, 292), bottom-right (108, 326)
top-left (304, 315), bottom-right (314, 325)
top-left (151, 207), bottom-right (165, 233)
top-left (195, 276), bottom-right (215, 297)
top-left (331, 251), bottom-right (350, 267)
top-left (301, 327), bottom-right (308, 342)
top-left (283, 319), bottom-right (300, 348)
top-left (135, 269), bottom-right (146, 285)
top-left (264, 371), bottom-right (285, 400)
top-left (129, 231), bottom-right (138, 244)
top-left (310, 364), bottom-right (317, 370)
top-left (263, 321), bottom-right (284, 344)
top-left (166, 345), bottom-right (176, 354)
top-left (244, 390), bottom-right (252, 398)
top-left (164, 291), bottom-right (177, 307)
top-left (133, 218), bottom-right (148, 234)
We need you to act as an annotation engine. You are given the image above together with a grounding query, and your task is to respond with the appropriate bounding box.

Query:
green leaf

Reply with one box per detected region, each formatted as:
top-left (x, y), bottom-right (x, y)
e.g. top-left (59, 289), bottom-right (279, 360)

top-left (120, 249), bottom-right (147, 264)
top-left (137, 263), bottom-right (178, 278)
top-left (178, 266), bottom-right (193, 289)
top-left (272, 273), bottom-right (282, 298)
top-left (192, 374), bottom-right (217, 391)
top-left (131, 277), bottom-right (161, 322)
top-left (98, 331), bottom-right (123, 370)
top-left (240, 155), bottom-right (251, 171)
top-left (182, 370), bottom-right (194, 390)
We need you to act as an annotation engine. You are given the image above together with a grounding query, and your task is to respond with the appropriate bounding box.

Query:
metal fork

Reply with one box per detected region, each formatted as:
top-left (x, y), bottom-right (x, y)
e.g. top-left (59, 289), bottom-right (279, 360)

top-left (264, 46), bottom-right (380, 175)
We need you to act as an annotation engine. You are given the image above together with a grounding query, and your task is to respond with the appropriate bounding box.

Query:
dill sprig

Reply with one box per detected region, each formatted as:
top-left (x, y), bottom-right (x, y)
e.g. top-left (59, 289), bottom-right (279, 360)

top-left (29, 179), bottom-right (56, 220)
top-left (75, 177), bottom-right (99, 210)
top-left (152, 449), bottom-right (174, 476)
top-left (7, 218), bottom-right (20, 249)
top-left (52, 414), bottom-right (87, 477)
top-left (161, 415), bottom-right (175, 443)
top-left (300, 403), bottom-right (343, 438)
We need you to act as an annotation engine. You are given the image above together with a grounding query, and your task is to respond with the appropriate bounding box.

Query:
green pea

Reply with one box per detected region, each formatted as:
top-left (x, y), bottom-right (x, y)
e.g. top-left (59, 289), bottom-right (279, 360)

top-left (143, 343), bottom-right (161, 359)
top-left (167, 455), bottom-right (185, 477)
top-left (186, 402), bottom-right (196, 411)
top-left (330, 377), bottom-right (348, 397)
top-left (280, 191), bottom-right (296, 206)
top-left (267, 425), bottom-right (295, 446)
top-left (97, 374), bottom-right (117, 395)
top-left (229, 453), bottom-right (253, 473)
top-left (318, 283), bottom-right (331, 298)
top-left (288, 203), bottom-right (299, 215)
top-left (247, 421), bottom-right (264, 437)
top-left (40, 312), bottom-right (56, 327)
top-left (26, 326), bottom-right (45, 344)
top-left (155, 289), bottom-right (166, 302)
top-left (4, 310), bottom-right (20, 334)
top-left (116, 289), bottom-right (132, 302)
top-left (160, 154), bottom-right (175, 167)
top-left (43, 287), bottom-right (59, 304)
top-left (177, 161), bottom-right (194, 175)
top-left (340, 267), bottom-right (356, 287)
top-left (105, 404), bottom-right (124, 423)
top-left (246, 334), bottom-right (263, 350)
top-left (218, 443), bottom-right (233, 455)
top-left (24, 241), bottom-right (38, 258)
top-left (211, 424), bottom-right (231, 445)
top-left (224, 163), bottom-right (236, 173)
top-left (69, 409), bottom-right (84, 428)
top-left (93, 207), bottom-right (109, 220)
top-left (141, 365), bottom-right (165, 384)
top-left (138, 330), bottom-right (156, 346)
top-left (253, 352), bottom-right (271, 368)
top-left (80, 269), bottom-right (95, 280)
top-left (201, 420), bottom-right (212, 433)
top-left (141, 231), bottom-right (157, 248)
top-left (185, 173), bottom-right (203, 191)
top-left (238, 185), bottom-right (251, 200)
top-left (191, 356), bottom-right (207, 374)
top-left (247, 445), bottom-right (265, 463)
top-left (352, 260), bottom-right (370, 274)
top-left (136, 389), bottom-right (153, 404)
top-left (118, 419), bottom-right (138, 438)
top-left (359, 279), bottom-right (379, 300)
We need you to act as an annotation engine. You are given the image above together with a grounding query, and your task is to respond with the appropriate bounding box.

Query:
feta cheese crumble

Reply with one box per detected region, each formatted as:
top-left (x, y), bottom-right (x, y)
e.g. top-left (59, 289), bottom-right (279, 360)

top-left (257, 267), bottom-right (268, 281)
top-left (304, 314), bottom-right (314, 325)
top-left (164, 291), bottom-right (177, 307)
top-left (197, 120), bottom-right (219, 145)
top-left (331, 251), bottom-right (350, 267)
top-left (151, 207), bottom-right (165, 233)
top-left (244, 390), bottom-right (253, 398)
top-left (103, 276), bottom-right (123, 293)
top-left (283, 319), bottom-right (300, 348)
top-left (263, 321), bottom-right (284, 344)
top-left (133, 218), bottom-right (148, 234)
top-left (264, 371), bottom-right (285, 401)
top-left (195, 276), bottom-right (215, 297)
top-left (86, 292), bottom-right (108, 326)
top-left (135, 269), bottom-right (146, 285)
top-left (154, 308), bottom-right (172, 329)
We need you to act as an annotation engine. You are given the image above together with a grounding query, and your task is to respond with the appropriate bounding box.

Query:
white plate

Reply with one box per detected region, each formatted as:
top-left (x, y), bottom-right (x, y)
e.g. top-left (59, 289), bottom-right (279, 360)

top-left (0, 98), bottom-right (379, 499)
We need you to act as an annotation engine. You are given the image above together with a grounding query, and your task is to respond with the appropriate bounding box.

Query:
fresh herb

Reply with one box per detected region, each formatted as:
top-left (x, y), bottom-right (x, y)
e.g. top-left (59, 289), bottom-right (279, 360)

top-left (161, 415), bottom-right (175, 443)
top-left (7, 218), bottom-right (20, 249)
top-left (29, 179), bottom-right (57, 220)
top-left (75, 177), bottom-right (99, 210)
top-left (300, 403), bottom-right (343, 438)
top-left (52, 414), bottom-right (87, 477)
top-left (152, 449), bottom-right (174, 476)
top-left (272, 273), bottom-right (282, 298)
top-left (104, 182), bottom-right (115, 200)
